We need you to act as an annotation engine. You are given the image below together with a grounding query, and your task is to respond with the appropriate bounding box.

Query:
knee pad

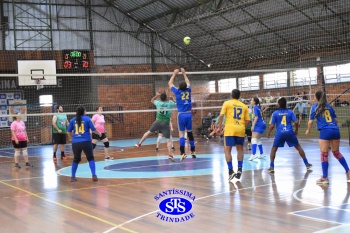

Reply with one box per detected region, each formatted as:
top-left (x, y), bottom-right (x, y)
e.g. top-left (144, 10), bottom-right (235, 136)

top-left (103, 141), bottom-right (109, 148)
top-left (187, 132), bottom-right (194, 141)
top-left (251, 138), bottom-right (258, 144)
top-left (332, 150), bottom-right (343, 160)
top-left (73, 158), bottom-right (81, 163)
top-left (321, 152), bottom-right (329, 162)
top-left (22, 149), bottom-right (28, 156)
top-left (257, 139), bottom-right (262, 145)
top-left (86, 155), bottom-right (94, 162)
top-left (14, 150), bottom-right (20, 157)
top-left (92, 144), bottom-right (96, 149)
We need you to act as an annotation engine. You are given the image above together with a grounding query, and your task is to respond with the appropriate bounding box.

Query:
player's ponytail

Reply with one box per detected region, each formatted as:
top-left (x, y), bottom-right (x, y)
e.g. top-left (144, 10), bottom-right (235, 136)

top-left (315, 90), bottom-right (327, 116)
top-left (76, 106), bottom-right (85, 127)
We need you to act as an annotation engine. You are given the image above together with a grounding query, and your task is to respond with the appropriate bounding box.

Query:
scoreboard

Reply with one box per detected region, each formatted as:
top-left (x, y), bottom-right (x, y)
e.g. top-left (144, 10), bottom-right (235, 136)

top-left (63, 50), bottom-right (90, 69)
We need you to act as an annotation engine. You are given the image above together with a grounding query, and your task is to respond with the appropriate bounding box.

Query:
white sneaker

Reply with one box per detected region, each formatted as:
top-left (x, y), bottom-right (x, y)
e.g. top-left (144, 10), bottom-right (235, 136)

top-left (248, 154), bottom-right (258, 161)
top-left (258, 154), bottom-right (266, 159)
top-left (247, 143), bottom-right (251, 150)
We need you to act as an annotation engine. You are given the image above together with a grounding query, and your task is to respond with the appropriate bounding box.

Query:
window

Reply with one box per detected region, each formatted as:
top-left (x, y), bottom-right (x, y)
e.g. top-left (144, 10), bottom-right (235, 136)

top-left (238, 76), bottom-right (259, 91)
top-left (39, 95), bottom-right (53, 106)
top-left (324, 63), bottom-right (350, 83)
top-left (290, 68), bottom-right (317, 86)
top-left (209, 81), bottom-right (216, 93)
top-left (263, 72), bottom-right (287, 89)
top-left (218, 78), bottom-right (236, 92)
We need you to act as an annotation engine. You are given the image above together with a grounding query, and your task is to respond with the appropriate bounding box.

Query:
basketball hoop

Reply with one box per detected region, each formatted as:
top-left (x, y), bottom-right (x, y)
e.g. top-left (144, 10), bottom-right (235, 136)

top-left (34, 79), bottom-right (44, 90)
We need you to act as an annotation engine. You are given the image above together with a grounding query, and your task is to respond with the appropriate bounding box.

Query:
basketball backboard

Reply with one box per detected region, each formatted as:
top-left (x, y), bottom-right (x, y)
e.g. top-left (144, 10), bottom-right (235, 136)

top-left (18, 60), bottom-right (57, 86)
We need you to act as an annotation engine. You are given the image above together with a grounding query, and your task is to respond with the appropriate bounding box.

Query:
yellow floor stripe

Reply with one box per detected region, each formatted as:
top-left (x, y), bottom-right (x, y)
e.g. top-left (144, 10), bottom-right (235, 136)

top-left (0, 181), bottom-right (138, 233)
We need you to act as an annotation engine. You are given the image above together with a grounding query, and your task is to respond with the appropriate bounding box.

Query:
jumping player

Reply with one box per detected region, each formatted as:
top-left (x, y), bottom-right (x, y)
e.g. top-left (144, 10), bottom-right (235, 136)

top-left (135, 92), bottom-right (177, 162)
top-left (267, 97), bottom-right (312, 173)
top-left (306, 90), bottom-right (350, 184)
top-left (169, 68), bottom-right (195, 161)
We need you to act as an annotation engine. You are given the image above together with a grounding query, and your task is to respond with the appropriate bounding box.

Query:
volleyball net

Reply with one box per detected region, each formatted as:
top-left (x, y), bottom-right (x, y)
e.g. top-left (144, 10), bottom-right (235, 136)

top-left (0, 67), bottom-right (349, 148)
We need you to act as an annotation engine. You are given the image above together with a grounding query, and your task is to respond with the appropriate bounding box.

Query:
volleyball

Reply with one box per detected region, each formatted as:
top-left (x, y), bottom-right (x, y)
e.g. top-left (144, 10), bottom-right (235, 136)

top-left (183, 36), bottom-right (191, 45)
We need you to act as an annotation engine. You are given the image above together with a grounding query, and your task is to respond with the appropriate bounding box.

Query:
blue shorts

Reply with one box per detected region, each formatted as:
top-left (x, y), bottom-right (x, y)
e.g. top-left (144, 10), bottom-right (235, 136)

top-left (224, 136), bottom-right (245, 146)
top-left (273, 132), bottom-right (299, 148)
top-left (320, 128), bottom-right (340, 140)
top-left (177, 112), bottom-right (192, 131)
top-left (253, 124), bottom-right (266, 134)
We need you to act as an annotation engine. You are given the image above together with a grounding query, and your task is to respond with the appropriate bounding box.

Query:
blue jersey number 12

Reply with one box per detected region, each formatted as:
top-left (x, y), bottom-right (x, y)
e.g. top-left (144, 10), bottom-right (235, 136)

top-left (234, 107), bottom-right (242, 120)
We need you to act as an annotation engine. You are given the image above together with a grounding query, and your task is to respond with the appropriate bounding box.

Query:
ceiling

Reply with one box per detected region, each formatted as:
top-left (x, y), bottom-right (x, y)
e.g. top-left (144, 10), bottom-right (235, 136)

top-left (110, 0), bottom-right (350, 69)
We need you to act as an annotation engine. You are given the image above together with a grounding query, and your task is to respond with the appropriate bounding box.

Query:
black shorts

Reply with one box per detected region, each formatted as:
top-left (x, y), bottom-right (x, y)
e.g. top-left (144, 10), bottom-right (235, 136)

top-left (12, 140), bottom-right (28, 149)
top-left (92, 133), bottom-right (107, 140)
top-left (53, 133), bottom-right (67, 144)
top-left (296, 114), bottom-right (307, 119)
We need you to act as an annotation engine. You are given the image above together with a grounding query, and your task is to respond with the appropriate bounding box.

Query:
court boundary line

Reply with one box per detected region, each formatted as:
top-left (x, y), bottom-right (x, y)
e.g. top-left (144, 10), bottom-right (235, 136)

top-left (0, 181), bottom-right (138, 233)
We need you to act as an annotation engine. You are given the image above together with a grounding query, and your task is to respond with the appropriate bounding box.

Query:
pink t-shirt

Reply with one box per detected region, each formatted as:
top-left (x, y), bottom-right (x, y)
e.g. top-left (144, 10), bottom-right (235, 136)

top-left (92, 114), bottom-right (105, 133)
top-left (11, 120), bottom-right (27, 141)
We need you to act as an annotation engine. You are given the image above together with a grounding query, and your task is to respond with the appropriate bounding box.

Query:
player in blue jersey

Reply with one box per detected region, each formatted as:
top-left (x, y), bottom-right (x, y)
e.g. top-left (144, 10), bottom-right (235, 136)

top-left (169, 68), bottom-right (195, 161)
top-left (266, 97), bottom-right (312, 173)
top-left (67, 106), bottom-right (101, 182)
top-left (306, 90), bottom-right (350, 184)
top-left (248, 97), bottom-right (266, 161)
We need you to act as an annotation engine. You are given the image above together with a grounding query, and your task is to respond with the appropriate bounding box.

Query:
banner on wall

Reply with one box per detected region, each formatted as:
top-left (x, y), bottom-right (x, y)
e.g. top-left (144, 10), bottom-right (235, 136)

top-left (0, 93), bottom-right (24, 128)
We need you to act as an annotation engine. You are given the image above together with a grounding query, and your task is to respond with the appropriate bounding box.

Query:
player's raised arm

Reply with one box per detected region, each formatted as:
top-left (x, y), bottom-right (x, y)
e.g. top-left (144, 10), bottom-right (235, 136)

top-left (168, 69), bottom-right (179, 88)
top-left (151, 92), bottom-right (160, 104)
top-left (181, 68), bottom-right (190, 86)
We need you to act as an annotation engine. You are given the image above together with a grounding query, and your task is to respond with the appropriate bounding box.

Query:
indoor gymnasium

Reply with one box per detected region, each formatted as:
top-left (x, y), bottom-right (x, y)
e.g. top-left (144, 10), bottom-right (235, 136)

top-left (0, 0), bottom-right (349, 232)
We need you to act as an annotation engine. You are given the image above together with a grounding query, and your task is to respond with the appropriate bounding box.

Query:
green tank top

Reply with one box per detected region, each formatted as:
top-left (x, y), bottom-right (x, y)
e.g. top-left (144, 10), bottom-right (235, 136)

top-left (53, 114), bottom-right (67, 133)
top-left (154, 100), bottom-right (177, 123)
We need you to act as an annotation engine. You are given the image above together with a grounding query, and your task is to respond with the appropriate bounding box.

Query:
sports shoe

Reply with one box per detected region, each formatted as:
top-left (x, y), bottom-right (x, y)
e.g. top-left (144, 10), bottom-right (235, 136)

top-left (61, 156), bottom-right (68, 161)
top-left (70, 177), bottom-right (77, 182)
top-left (306, 163), bottom-right (313, 170)
top-left (92, 175), bottom-right (98, 182)
top-left (268, 167), bottom-right (275, 174)
top-left (258, 154), bottom-right (266, 159)
top-left (191, 152), bottom-right (196, 158)
top-left (247, 143), bottom-right (251, 150)
top-left (53, 156), bottom-right (57, 162)
top-left (14, 163), bottom-right (21, 169)
top-left (228, 170), bottom-right (236, 181)
top-left (346, 170), bottom-right (350, 182)
top-left (25, 162), bottom-right (33, 167)
top-left (135, 142), bottom-right (141, 147)
top-left (316, 177), bottom-right (329, 184)
top-left (180, 153), bottom-right (187, 161)
top-left (248, 154), bottom-right (258, 161)
top-left (168, 155), bottom-right (175, 162)
top-left (104, 156), bottom-right (114, 160)
top-left (235, 168), bottom-right (242, 179)
top-left (171, 147), bottom-right (175, 151)
top-left (155, 148), bottom-right (159, 152)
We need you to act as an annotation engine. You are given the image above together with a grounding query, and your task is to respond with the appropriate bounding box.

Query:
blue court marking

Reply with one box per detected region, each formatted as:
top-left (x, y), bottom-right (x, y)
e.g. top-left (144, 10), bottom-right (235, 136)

top-left (56, 154), bottom-right (286, 179)
top-left (292, 206), bottom-right (350, 224)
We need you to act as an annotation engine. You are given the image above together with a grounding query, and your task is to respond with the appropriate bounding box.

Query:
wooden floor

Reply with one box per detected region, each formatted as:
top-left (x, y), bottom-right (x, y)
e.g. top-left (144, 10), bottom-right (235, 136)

top-left (0, 137), bottom-right (349, 233)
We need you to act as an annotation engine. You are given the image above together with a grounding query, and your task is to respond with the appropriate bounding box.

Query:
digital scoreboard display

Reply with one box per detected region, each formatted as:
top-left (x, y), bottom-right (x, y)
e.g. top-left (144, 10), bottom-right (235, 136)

top-left (63, 50), bottom-right (90, 69)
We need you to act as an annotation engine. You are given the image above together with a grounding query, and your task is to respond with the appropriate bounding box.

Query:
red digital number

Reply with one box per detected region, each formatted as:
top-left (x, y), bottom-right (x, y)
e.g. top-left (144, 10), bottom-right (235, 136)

top-left (64, 61), bottom-right (72, 69)
top-left (82, 61), bottom-right (89, 68)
